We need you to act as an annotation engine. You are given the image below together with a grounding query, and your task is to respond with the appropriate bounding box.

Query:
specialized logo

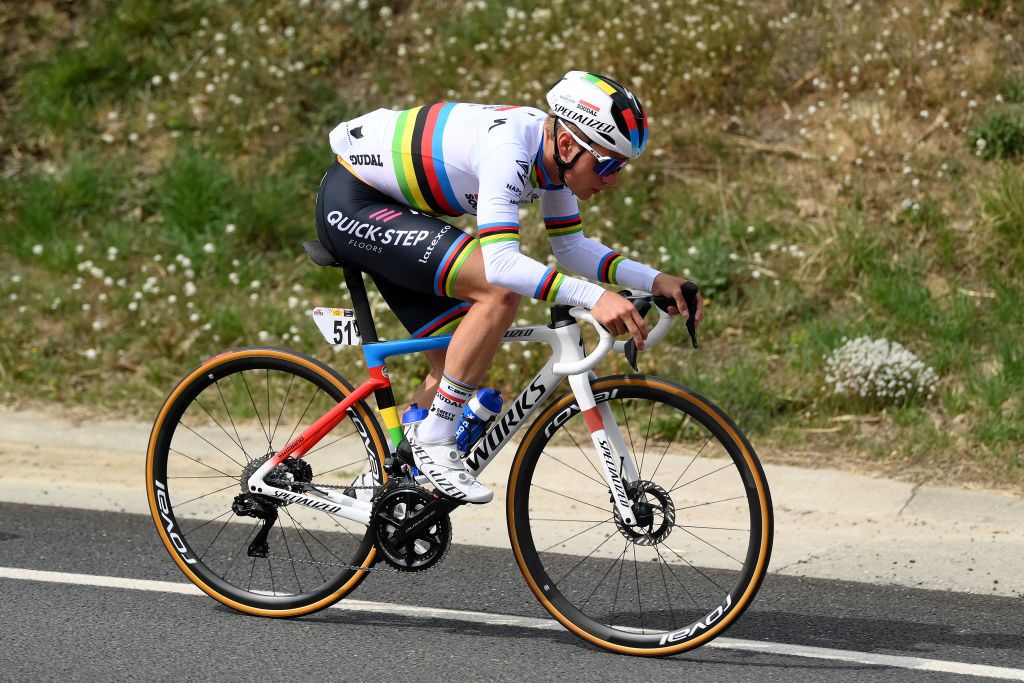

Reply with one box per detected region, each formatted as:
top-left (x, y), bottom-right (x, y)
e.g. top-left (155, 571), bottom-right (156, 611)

top-left (349, 153), bottom-right (383, 167)
top-left (488, 118), bottom-right (507, 132)
top-left (597, 434), bottom-right (630, 511)
top-left (350, 126), bottom-right (364, 139)
top-left (154, 480), bottom-right (197, 565)
top-left (553, 103), bottom-right (615, 134)
top-left (270, 489), bottom-right (345, 514)
top-left (504, 328), bottom-right (534, 339)
top-left (658, 594), bottom-right (733, 645)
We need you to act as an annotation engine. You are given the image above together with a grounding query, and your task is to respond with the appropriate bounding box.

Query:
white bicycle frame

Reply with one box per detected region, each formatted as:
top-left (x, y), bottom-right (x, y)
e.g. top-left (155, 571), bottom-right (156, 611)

top-left (251, 299), bottom-right (674, 528)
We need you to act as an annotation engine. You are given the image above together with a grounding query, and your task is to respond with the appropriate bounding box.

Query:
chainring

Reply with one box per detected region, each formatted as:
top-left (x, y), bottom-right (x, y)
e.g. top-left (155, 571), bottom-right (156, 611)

top-left (370, 484), bottom-right (451, 572)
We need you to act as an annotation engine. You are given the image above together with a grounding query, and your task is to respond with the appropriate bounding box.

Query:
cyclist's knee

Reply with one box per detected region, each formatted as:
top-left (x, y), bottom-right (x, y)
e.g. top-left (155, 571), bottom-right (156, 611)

top-left (477, 286), bottom-right (520, 316)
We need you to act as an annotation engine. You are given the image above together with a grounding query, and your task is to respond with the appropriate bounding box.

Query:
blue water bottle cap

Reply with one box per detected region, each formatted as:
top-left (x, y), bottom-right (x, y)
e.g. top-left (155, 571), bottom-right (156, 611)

top-left (476, 387), bottom-right (503, 414)
top-left (402, 403), bottom-right (429, 424)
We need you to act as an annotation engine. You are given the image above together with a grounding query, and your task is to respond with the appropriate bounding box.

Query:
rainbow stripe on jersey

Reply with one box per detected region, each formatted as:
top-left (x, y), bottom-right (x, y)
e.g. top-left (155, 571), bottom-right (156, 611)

top-left (534, 268), bottom-right (566, 302)
top-left (433, 232), bottom-right (478, 297)
top-left (392, 103), bottom-right (465, 217)
top-left (544, 213), bottom-right (583, 237)
top-left (597, 250), bottom-right (626, 284)
top-left (478, 222), bottom-right (520, 247)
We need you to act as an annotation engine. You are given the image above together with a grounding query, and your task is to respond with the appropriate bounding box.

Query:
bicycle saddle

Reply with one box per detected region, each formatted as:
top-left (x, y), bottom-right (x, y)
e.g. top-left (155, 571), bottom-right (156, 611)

top-left (302, 240), bottom-right (344, 268)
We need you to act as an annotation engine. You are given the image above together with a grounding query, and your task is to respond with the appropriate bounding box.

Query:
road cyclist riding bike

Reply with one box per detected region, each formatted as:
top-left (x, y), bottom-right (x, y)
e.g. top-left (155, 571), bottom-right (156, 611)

top-left (146, 71), bottom-right (772, 656)
top-left (315, 70), bottom-right (703, 503)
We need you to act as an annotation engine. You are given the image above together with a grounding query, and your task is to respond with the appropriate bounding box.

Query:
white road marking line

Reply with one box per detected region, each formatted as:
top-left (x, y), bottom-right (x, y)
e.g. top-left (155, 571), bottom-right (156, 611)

top-left (2, 566), bottom-right (1022, 680)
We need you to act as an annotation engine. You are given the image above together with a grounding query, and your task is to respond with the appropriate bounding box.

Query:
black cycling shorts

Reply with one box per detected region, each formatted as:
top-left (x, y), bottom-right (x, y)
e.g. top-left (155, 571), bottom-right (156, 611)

top-left (315, 161), bottom-right (478, 337)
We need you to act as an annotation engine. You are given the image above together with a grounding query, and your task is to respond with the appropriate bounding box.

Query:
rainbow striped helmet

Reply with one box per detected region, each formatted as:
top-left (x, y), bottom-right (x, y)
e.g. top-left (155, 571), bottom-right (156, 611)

top-left (546, 70), bottom-right (648, 159)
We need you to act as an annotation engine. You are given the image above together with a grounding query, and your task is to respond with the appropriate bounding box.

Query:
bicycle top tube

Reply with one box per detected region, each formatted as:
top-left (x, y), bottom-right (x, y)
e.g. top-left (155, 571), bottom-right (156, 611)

top-left (362, 335), bottom-right (453, 369)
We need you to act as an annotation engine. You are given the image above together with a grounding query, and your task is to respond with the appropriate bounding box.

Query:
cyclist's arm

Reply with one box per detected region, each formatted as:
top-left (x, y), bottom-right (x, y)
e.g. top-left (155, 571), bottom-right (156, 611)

top-left (541, 190), bottom-right (662, 292)
top-left (475, 147), bottom-right (607, 308)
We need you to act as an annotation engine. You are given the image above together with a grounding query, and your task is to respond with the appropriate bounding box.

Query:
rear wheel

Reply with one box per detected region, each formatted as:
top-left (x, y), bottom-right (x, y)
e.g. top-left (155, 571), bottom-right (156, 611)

top-left (146, 347), bottom-right (388, 616)
top-left (508, 375), bottom-right (772, 655)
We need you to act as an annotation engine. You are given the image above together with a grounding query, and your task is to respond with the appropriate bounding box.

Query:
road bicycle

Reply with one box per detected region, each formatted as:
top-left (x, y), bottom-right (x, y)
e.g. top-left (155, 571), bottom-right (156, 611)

top-left (146, 239), bottom-right (773, 656)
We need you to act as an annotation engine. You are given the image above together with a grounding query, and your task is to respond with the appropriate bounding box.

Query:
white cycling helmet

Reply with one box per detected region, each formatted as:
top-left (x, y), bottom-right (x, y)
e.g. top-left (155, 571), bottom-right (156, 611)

top-left (546, 70), bottom-right (649, 159)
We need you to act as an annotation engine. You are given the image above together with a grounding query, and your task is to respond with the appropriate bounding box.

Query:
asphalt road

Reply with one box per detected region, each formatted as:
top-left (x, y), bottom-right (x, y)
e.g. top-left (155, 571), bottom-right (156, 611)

top-left (1, 502), bottom-right (1022, 682)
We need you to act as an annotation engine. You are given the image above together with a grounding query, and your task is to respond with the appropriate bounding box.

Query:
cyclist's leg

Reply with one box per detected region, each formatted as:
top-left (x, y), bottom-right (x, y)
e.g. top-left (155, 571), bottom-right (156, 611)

top-left (315, 159), bottom-right (515, 404)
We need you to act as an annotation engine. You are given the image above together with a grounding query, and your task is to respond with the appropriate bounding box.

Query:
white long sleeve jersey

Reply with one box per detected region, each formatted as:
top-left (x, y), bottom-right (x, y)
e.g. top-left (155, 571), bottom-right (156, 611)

top-left (329, 102), bottom-right (659, 308)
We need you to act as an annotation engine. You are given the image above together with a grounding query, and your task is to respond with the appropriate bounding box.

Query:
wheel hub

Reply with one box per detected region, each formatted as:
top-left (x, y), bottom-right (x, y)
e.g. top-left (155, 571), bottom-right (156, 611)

top-left (613, 480), bottom-right (675, 545)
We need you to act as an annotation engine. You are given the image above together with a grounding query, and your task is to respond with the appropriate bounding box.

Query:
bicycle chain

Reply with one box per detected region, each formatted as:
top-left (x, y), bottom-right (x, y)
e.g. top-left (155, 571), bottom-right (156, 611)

top-left (261, 478), bottom-right (406, 574)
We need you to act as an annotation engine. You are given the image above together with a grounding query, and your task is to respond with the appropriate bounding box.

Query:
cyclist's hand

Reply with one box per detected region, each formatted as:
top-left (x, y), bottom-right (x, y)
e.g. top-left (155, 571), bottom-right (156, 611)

top-left (652, 273), bottom-right (704, 327)
top-left (591, 291), bottom-right (649, 350)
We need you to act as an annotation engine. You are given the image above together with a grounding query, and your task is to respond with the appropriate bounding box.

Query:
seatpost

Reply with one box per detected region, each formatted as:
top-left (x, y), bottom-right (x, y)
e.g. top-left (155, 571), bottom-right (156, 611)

top-left (342, 266), bottom-right (401, 435)
top-left (342, 266), bottom-right (379, 344)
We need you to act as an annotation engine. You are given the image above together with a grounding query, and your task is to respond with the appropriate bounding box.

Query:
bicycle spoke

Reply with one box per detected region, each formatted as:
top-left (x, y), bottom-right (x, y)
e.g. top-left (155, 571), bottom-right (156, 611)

top-left (278, 523), bottom-right (301, 594)
top-left (668, 435), bottom-right (713, 493)
top-left (673, 525), bottom-right (744, 565)
top-left (633, 545), bottom-right (644, 633)
top-left (239, 371), bottom-right (272, 451)
top-left (579, 540), bottom-right (630, 609)
top-left (639, 400), bottom-right (655, 478)
top-left (541, 449), bottom-right (606, 487)
top-left (654, 543), bottom-right (701, 610)
top-left (183, 508), bottom-right (234, 537)
top-left (532, 484), bottom-right (612, 514)
top-left (553, 526), bottom-right (621, 584)
top-left (539, 517), bottom-right (615, 554)
top-left (169, 447), bottom-right (240, 481)
top-left (669, 461), bottom-right (734, 494)
top-left (660, 542), bottom-right (729, 593)
top-left (174, 481), bottom-right (241, 509)
top-left (193, 395), bottom-right (249, 461)
top-left (200, 512), bottom-right (235, 558)
top-left (677, 495), bottom-right (746, 511)
top-left (561, 422), bottom-right (607, 481)
top-left (270, 373), bottom-right (296, 448)
top-left (283, 389), bottom-right (322, 450)
top-left (213, 380), bottom-right (251, 462)
top-left (302, 432), bottom-right (358, 459)
top-left (177, 422), bottom-right (246, 470)
top-left (648, 412), bottom-right (687, 482)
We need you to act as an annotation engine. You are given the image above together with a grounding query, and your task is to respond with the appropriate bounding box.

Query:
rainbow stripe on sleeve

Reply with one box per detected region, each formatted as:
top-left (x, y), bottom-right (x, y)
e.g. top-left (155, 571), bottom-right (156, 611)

top-left (392, 103), bottom-right (466, 217)
top-left (478, 222), bottom-right (521, 247)
top-left (534, 268), bottom-right (566, 302)
top-left (544, 213), bottom-right (583, 237)
top-left (597, 250), bottom-right (626, 284)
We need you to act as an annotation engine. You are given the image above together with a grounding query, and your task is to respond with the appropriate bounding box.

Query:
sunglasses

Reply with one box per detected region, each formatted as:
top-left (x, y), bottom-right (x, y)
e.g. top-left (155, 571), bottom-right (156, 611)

top-left (558, 119), bottom-right (629, 176)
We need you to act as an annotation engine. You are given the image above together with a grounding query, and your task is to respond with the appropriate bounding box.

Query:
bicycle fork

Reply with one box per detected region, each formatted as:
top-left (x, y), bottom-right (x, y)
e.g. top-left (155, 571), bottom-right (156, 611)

top-left (568, 372), bottom-right (640, 526)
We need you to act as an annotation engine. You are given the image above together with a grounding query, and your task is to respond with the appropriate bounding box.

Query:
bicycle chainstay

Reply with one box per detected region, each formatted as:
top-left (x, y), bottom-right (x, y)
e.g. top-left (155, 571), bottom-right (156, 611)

top-left (259, 478), bottom-right (411, 574)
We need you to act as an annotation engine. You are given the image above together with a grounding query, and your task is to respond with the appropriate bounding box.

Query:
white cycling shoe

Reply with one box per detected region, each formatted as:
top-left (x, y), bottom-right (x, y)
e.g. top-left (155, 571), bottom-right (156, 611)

top-left (407, 426), bottom-right (493, 504)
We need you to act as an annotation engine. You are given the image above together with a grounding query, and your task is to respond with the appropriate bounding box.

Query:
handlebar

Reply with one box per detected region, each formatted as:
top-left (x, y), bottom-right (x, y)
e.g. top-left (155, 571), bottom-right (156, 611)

top-left (550, 310), bottom-right (616, 375)
top-left (550, 282), bottom-right (700, 376)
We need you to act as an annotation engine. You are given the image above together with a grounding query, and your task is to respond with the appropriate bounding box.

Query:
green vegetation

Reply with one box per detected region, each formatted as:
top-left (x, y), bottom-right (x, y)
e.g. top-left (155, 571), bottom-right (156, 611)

top-left (1, 0), bottom-right (1022, 490)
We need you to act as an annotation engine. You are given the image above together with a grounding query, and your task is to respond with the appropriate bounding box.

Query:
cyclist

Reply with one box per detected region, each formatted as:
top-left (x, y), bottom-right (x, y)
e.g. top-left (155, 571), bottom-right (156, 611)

top-left (316, 71), bottom-right (704, 504)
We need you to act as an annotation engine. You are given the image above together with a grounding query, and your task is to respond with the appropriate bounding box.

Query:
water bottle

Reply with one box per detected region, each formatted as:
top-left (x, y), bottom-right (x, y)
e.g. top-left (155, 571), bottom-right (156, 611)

top-left (402, 403), bottom-right (429, 433)
top-left (455, 388), bottom-right (503, 453)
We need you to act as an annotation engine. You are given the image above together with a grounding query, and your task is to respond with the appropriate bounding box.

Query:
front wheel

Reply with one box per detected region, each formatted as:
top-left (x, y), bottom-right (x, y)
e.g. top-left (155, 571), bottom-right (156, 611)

top-left (146, 347), bottom-right (389, 616)
top-left (507, 375), bottom-right (772, 655)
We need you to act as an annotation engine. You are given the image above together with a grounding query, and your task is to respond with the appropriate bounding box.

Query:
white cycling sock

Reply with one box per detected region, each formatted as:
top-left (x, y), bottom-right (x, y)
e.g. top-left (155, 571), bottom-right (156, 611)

top-left (417, 372), bottom-right (475, 443)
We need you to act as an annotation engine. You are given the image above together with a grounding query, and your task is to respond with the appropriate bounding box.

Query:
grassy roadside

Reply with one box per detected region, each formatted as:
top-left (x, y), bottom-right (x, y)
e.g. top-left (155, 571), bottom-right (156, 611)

top-left (1, 0), bottom-right (1022, 492)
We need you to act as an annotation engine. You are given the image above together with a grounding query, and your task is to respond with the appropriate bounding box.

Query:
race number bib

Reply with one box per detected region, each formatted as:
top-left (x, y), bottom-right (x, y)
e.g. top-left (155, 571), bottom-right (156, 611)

top-left (311, 307), bottom-right (362, 346)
